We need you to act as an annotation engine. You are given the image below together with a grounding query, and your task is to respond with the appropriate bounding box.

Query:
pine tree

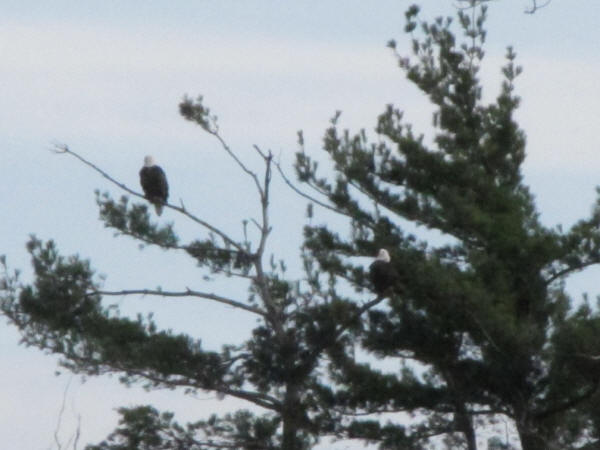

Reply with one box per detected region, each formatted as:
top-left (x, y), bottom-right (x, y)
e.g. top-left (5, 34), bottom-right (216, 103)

top-left (292, 4), bottom-right (600, 450)
top-left (0, 99), bottom-right (389, 448)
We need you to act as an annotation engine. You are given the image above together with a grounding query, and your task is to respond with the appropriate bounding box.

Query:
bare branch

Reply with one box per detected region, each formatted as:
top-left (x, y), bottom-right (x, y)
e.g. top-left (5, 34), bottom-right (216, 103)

top-left (207, 131), bottom-right (264, 198)
top-left (90, 288), bottom-right (266, 317)
top-left (53, 144), bottom-right (244, 252)
top-left (252, 144), bottom-right (268, 160)
top-left (454, 0), bottom-right (551, 14)
top-left (273, 160), bottom-right (350, 217)
top-left (255, 150), bottom-right (272, 259)
top-left (524, 0), bottom-right (551, 14)
top-left (72, 415), bottom-right (81, 450)
top-left (53, 376), bottom-right (73, 450)
top-left (246, 149), bottom-right (283, 333)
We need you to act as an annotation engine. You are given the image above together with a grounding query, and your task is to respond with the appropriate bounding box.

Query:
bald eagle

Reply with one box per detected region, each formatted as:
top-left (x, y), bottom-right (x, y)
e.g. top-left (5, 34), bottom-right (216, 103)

top-left (369, 249), bottom-right (396, 296)
top-left (140, 156), bottom-right (169, 215)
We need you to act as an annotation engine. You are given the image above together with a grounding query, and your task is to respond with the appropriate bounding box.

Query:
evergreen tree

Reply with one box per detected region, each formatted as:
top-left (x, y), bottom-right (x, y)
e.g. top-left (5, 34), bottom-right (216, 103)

top-left (1, 3), bottom-right (598, 450)
top-left (0, 100), bottom-right (386, 449)
top-left (292, 4), bottom-right (600, 450)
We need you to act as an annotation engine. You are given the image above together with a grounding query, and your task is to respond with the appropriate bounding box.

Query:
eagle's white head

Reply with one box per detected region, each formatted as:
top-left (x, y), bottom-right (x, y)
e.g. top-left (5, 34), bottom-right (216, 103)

top-left (143, 155), bottom-right (155, 167)
top-left (376, 249), bottom-right (391, 263)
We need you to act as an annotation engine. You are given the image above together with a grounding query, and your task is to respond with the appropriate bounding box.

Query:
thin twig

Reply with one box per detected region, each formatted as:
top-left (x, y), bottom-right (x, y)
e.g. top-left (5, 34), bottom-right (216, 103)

top-left (465, 310), bottom-right (502, 354)
top-left (209, 132), bottom-right (264, 198)
top-left (72, 414), bottom-right (81, 450)
top-left (274, 160), bottom-right (348, 216)
top-left (525, 0), bottom-right (551, 14)
top-left (54, 376), bottom-right (73, 450)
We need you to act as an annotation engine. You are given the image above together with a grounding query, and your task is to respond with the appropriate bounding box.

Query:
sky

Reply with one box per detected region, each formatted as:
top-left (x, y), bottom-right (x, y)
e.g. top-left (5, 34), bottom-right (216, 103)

top-left (3, 1), bottom-right (600, 448)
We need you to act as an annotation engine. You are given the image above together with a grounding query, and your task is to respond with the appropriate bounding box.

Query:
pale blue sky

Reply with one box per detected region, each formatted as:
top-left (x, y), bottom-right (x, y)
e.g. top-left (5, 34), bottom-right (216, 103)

top-left (2, 1), bottom-right (600, 448)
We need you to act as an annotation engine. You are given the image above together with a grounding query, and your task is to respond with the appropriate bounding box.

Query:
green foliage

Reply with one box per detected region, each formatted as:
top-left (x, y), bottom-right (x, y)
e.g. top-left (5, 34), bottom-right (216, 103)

top-left (2, 236), bottom-right (230, 391)
top-left (86, 406), bottom-right (189, 450)
top-left (3, 3), bottom-right (600, 450)
top-left (96, 191), bottom-right (179, 248)
top-left (293, 3), bottom-right (600, 449)
top-left (86, 406), bottom-right (280, 450)
top-left (179, 95), bottom-right (218, 133)
top-left (186, 238), bottom-right (254, 274)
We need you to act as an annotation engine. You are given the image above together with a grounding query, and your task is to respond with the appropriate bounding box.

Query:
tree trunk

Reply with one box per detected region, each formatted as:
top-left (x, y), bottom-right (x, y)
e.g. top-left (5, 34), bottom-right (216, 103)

top-left (456, 409), bottom-right (477, 450)
top-left (281, 384), bottom-right (304, 450)
top-left (515, 417), bottom-right (547, 450)
top-left (463, 420), bottom-right (477, 450)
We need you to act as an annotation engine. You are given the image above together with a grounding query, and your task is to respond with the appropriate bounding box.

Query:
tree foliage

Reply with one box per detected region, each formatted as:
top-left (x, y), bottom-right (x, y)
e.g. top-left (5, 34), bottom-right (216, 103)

top-left (2, 3), bottom-right (599, 450)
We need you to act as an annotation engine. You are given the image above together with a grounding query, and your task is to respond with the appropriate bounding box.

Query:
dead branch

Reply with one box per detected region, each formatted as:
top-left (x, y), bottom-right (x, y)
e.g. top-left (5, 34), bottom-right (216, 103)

top-left (524, 0), bottom-right (551, 14)
top-left (207, 131), bottom-right (264, 199)
top-left (273, 160), bottom-right (349, 217)
top-left (454, 0), bottom-right (551, 14)
top-left (53, 376), bottom-right (80, 450)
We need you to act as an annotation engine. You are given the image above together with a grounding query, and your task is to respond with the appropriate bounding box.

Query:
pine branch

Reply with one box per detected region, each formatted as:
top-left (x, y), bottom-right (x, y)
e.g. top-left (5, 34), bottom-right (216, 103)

top-left (121, 363), bottom-right (281, 411)
top-left (545, 259), bottom-right (600, 285)
top-left (534, 381), bottom-right (600, 420)
top-left (52, 144), bottom-right (244, 252)
top-left (217, 386), bottom-right (281, 411)
top-left (90, 288), bottom-right (265, 317)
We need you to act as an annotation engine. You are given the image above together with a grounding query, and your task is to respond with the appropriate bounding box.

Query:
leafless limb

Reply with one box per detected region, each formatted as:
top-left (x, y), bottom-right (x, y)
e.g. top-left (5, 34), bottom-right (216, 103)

top-left (52, 144), bottom-right (244, 252)
top-left (62, 412), bottom-right (81, 450)
top-left (90, 288), bottom-right (266, 317)
top-left (71, 415), bottom-right (81, 450)
top-left (53, 376), bottom-right (80, 450)
top-left (207, 130), bottom-right (264, 199)
top-left (53, 377), bottom-right (70, 449)
top-left (191, 118), bottom-right (274, 267)
top-left (273, 160), bottom-right (350, 217)
top-left (454, 0), bottom-right (551, 14)
top-left (247, 148), bottom-right (283, 331)
top-left (253, 146), bottom-right (272, 262)
top-left (524, 0), bottom-right (551, 14)
top-left (193, 125), bottom-right (277, 321)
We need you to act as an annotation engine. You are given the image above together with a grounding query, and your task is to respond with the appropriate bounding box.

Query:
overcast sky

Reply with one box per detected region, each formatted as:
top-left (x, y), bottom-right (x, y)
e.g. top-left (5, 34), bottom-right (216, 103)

top-left (3, 1), bottom-right (600, 448)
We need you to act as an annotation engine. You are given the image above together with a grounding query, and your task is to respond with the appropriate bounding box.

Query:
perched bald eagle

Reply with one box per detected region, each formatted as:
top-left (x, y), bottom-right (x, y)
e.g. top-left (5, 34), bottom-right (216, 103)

top-left (140, 156), bottom-right (169, 215)
top-left (369, 249), bottom-right (396, 296)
